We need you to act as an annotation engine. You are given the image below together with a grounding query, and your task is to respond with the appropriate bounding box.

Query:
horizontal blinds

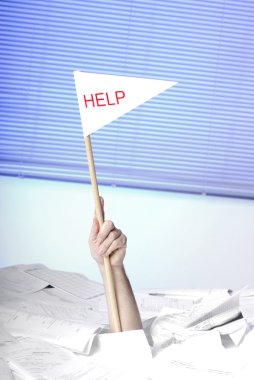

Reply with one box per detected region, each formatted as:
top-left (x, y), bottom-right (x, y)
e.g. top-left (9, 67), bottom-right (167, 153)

top-left (0, 0), bottom-right (254, 198)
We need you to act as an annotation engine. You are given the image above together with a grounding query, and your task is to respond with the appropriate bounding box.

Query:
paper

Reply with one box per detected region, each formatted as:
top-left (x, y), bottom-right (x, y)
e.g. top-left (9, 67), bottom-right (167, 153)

top-left (135, 293), bottom-right (195, 319)
top-left (135, 288), bottom-right (231, 320)
top-left (0, 336), bottom-right (76, 380)
top-left (0, 306), bottom-right (101, 353)
top-left (235, 328), bottom-right (254, 379)
top-left (74, 71), bottom-right (177, 136)
top-left (1, 265), bottom-right (253, 379)
top-left (146, 288), bottom-right (231, 299)
top-left (0, 324), bottom-right (16, 344)
top-left (4, 296), bottom-right (108, 325)
top-left (0, 358), bottom-right (14, 380)
top-left (148, 329), bottom-right (244, 379)
top-left (91, 329), bottom-right (152, 369)
top-left (215, 318), bottom-right (248, 347)
top-left (149, 291), bottom-right (243, 354)
top-left (42, 356), bottom-right (126, 380)
top-left (186, 291), bottom-right (241, 330)
top-left (25, 267), bottom-right (104, 300)
top-left (0, 267), bottom-right (48, 301)
top-left (240, 288), bottom-right (254, 326)
top-left (43, 330), bottom-right (152, 380)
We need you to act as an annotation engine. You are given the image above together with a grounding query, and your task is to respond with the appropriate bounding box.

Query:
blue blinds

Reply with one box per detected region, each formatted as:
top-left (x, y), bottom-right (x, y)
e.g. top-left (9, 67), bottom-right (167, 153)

top-left (0, 0), bottom-right (254, 198)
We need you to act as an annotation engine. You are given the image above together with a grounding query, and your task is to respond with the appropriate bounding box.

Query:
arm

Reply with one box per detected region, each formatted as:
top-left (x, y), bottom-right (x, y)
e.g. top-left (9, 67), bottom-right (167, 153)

top-left (89, 213), bottom-right (142, 332)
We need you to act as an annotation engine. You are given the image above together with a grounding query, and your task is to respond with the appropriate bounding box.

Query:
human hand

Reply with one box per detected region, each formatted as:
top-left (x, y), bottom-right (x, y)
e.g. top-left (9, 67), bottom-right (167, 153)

top-left (88, 199), bottom-right (127, 267)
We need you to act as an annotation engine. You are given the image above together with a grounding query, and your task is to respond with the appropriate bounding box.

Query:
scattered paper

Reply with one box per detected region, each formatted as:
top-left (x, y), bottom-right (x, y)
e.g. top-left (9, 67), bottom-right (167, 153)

top-left (0, 358), bottom-right (14, 380)
top-left (0, 306), bottom-right (100, 353)
top-left (0, 336), bottom-right (76, 380)
top-left (0, 267), bottom-right (48, 301)
top-left (0, 264), bottom-right (253, 379)
top-left (24, 267), bottom-right (104, 300)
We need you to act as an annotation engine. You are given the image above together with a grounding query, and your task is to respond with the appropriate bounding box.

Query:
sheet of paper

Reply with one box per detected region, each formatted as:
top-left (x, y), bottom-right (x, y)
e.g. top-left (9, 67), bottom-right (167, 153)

top-left (42, 356), bottom-right (127, 380)
top-left (15, 286), bottom-right (89, 306)
top-left (235, 328), bottom-right (254, 379)
top-left (4, 296), bottom-right (108, 325)
top-left (25, 267), bottom-right (104, 300)
top-left (1, 306), bottom-right (101, 353)
top-left (11, 371), bottom-right (26, 380)
top-left (215, 318), bottom-right (248, 347)
top-left (43, 330), bottom-right (152, 380)
top-left (135, 293), bottom-right (195, 319)
top-left (10, 263), bottom-right (48, 271)
top-left (0, 336), bottom-right (76, 380)
top-left (149, 329), bottom-right (244, 379)
top-left (0, 358), bottom-right (14, 380)
top-left (91, 329), bottom-right (152, 369)
top-left (240, 288), bottom-right (254, 326)
top-left (0, 267), bottom-right (49, 301)
top-left (0, 324), bottom-right (16, 344)
top-left (149, 291), bottom-right (246, 353)
top-left (132, 288), bottom-right (232, 322)
top-left (145, 288), bottom-right (231, 299)
top-left (186, 291), bottom-right (241, 330)
top-left (150, 307), bottom-right (199, 351)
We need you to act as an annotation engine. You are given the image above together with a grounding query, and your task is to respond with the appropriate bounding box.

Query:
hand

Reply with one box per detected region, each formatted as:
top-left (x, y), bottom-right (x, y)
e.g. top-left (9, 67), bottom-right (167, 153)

top-left (88, 201), bottom-right (127, 268)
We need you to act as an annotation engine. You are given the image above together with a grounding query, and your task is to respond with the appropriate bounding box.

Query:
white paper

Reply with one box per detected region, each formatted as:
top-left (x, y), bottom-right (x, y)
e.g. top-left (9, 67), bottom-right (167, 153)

top-left (0, 336), bottom-right (76, 380)
top-left (0, 267), bottom-right (48, 301)
top-left (74, 71), bottom-right (177, 136)
top-left (135, 293), bottom-right (195, 319)
top-left (149, 330), bottom-right (243, 378)
top-left (25, 267), bottom-right (104, 300)
top-left (146, 288), bottom-right (231, 299)
top-left (4, 297), bottom-right (108, 325)
top-left (42, 356), bottom-right (126, 380)
top-left (240, 288), bottom-right (254, 326)
top-left (0, 324), bottom-right (16, 343)
top-left (1, 306), bottom-right (100, 353)
top-left (43, 330), bottom-right (152, 380)
top-left (186, 291), bottom-right (241, 330)
top-left (91, 329), bottom-right (152, 369)
top-left (0, 358), bottom-right (14, 380)
top-left (215, 318), bottom-right (248, 347)
top-left (235, 329), bottom-right (254, 379)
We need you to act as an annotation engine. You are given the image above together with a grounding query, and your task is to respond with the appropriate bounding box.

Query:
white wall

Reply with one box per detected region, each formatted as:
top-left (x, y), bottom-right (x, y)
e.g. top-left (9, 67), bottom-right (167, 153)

top-left (0, 175), bottom-right (253, 291)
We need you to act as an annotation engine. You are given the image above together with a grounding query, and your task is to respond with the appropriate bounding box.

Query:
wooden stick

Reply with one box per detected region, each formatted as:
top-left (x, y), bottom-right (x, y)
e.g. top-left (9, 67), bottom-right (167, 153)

top-left (85, 135), bottom-right (122, 332)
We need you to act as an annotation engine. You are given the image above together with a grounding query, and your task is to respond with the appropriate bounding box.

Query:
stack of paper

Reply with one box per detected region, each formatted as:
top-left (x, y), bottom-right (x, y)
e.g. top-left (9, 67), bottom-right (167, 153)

top-left (0, 264), bottom-right (253, 379)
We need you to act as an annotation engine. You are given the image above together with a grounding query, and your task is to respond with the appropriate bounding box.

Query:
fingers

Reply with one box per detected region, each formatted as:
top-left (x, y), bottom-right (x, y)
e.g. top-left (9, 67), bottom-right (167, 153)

top-left (90, 219), bottom-right (127, 256)
top-left (97, 220), bottom-right (115, 244)
top-left (98, 227), bottom-right (122, 256)
top-left (104, 232), bottom-right (127, 257)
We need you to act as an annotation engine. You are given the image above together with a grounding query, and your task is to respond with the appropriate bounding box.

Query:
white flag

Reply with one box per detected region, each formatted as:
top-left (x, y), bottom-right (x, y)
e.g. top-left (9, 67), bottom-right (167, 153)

top-left (74, 71), bottom-right (177, 137)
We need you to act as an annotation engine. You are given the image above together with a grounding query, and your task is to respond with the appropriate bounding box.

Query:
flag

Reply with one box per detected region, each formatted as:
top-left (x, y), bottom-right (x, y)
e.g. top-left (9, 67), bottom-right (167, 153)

top-left (74, 71), bottom-right (177, 137)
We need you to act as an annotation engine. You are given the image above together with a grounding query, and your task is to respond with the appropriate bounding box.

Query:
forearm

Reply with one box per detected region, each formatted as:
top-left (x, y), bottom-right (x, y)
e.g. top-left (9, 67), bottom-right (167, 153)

top-left (100, 264), bottom-right (142, 332)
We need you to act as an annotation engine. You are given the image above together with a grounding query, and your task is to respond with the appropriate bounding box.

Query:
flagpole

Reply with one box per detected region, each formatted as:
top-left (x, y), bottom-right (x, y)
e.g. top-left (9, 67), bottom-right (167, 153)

top-left (85, 135), bottom-right (122, 333)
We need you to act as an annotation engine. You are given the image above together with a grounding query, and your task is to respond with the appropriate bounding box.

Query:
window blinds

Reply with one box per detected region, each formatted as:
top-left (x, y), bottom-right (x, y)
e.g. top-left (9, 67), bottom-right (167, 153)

top-left (0, 0), bottom-right (254, 198)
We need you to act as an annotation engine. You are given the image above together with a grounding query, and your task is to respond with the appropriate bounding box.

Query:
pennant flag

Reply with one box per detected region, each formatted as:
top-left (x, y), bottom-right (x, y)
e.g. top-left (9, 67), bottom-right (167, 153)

top-left (74, 71), bottom-right (177, 137)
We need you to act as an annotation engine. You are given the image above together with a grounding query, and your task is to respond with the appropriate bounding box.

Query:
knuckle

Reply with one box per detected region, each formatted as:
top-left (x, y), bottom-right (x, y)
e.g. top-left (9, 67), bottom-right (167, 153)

top-left (105, 220), bottom-right (114, 230)
top-left (111, 229), bottom-right (119, 240)
top-left (98, 246), bottom-right (105, 256)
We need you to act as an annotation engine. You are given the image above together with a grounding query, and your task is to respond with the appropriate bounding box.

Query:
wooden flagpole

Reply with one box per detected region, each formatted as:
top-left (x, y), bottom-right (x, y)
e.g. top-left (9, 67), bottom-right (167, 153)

top-left (85, 135), bottom-right (122, 332)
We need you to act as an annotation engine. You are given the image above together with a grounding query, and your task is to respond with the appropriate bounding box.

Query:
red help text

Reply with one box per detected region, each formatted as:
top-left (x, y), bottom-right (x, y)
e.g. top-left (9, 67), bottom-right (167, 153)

top-left (83, 91), bottom-right (125, 108)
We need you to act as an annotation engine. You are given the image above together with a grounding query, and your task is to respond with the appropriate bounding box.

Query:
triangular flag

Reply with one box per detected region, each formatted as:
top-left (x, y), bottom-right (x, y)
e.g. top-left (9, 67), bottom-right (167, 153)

top-left (74, 71), bottom-right (177, 137)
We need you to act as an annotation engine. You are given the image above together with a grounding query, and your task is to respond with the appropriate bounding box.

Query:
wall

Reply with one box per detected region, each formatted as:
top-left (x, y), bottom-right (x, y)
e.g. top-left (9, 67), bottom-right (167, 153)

top-left (0, 175), bottom-right (253, 291)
